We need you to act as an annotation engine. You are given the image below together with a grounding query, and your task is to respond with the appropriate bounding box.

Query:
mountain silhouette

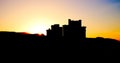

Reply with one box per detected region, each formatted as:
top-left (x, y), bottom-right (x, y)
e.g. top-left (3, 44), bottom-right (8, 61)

top-left (0, 19), bottom-right (120, 57)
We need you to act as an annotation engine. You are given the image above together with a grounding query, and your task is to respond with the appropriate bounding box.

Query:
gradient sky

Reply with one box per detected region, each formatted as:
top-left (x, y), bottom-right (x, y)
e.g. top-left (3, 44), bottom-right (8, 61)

top-left (0, 0), bottom-right (120, 40)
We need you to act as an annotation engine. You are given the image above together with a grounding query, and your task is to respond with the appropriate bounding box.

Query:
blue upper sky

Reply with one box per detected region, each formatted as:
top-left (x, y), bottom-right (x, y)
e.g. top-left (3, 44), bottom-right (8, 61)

top-left (106, 0), bottom-right (120, 10)
top-left (107, 0), bottom-right (120, 3)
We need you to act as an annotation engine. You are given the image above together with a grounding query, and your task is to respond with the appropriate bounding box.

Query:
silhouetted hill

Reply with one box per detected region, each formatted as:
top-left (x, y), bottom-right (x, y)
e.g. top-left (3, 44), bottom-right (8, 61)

top-left (0, 32), bottom-right (120, 48)
top-left (0, 31), bottom-right (120, 58)
top-left (0, 19), bottom-right (120, 57)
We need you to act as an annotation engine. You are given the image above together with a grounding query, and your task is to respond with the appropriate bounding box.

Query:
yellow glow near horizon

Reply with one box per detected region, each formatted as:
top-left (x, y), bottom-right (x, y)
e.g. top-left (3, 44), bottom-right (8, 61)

top-left (0, 0), bottom-right (120, 40)
top-left (27, 25), bottom-right (46, 34)
top-left (23, 18), bottom-right (53, 35)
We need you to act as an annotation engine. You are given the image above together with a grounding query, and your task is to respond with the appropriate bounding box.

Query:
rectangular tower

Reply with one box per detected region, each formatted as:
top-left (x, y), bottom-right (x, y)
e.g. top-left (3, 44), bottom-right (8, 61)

top-left (63, 19), bottom-right (86, 39)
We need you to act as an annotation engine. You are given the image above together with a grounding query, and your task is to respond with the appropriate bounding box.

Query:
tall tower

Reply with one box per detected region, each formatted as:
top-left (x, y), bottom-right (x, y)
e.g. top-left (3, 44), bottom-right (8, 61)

top-left (63, 19), bottom-right (86, 39)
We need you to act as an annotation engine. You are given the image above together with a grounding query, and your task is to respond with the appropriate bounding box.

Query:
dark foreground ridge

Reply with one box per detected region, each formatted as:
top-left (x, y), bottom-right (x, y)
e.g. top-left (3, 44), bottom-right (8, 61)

top-left (0, 19), bottom-right (120, 57)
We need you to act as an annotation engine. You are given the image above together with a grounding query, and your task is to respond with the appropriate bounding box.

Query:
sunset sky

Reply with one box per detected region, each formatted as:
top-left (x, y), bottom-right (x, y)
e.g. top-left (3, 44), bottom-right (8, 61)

top-left (0, 0), bottom-right (120, 40)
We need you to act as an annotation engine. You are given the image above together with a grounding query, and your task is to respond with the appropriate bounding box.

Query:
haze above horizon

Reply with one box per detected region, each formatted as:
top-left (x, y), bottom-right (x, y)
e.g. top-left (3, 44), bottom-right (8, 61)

top-left (0, 0), bottom-right (120, 40)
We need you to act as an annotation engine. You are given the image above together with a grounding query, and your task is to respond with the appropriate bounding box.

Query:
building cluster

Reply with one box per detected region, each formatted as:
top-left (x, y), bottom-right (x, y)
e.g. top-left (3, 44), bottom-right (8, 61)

top-left (47, 19), bottom-right (86, 40)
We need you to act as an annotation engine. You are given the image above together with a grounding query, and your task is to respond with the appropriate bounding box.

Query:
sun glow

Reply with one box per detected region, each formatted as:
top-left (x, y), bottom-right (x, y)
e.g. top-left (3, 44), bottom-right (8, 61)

top-left (23, 18), bottom-right (53, 35)
top-left (27, 25), bottom-right (47, 35)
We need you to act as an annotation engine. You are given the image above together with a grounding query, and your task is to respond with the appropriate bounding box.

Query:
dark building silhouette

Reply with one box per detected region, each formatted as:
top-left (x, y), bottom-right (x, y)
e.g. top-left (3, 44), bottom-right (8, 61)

top-left (47, 19), bottom-right (86, 40)
top-left (63, 19), bottom-right (86, 40)
top-left (47, 24), bottom-right (62, 39)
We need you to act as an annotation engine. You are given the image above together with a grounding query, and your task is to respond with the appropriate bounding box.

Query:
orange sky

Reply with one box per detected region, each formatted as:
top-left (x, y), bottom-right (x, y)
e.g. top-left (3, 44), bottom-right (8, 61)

top-left (0, 0), bottom-right (120, 40)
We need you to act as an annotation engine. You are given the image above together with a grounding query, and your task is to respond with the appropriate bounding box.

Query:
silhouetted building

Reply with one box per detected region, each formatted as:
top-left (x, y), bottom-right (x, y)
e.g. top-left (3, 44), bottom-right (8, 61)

top-left (63, 19), bottom-right (86, 39)
top-left (47, 19), bottom-right (86, 41)
top-left (47, 24), bottom-right (62, 39)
